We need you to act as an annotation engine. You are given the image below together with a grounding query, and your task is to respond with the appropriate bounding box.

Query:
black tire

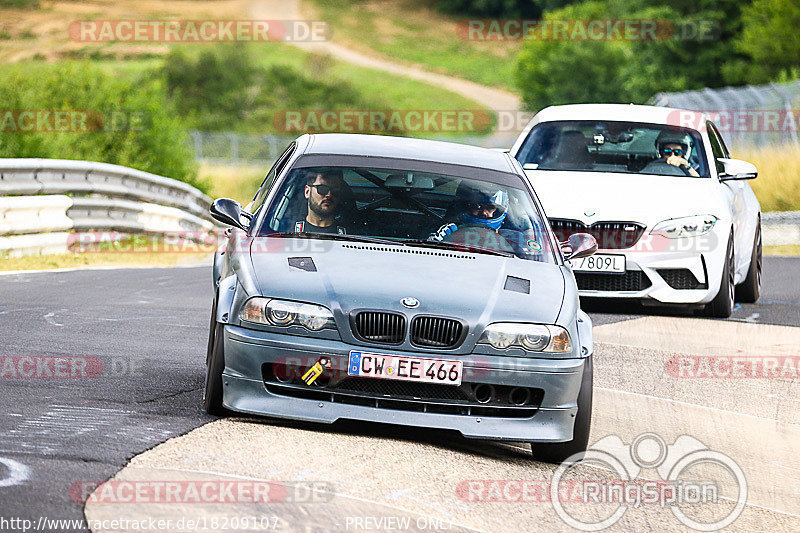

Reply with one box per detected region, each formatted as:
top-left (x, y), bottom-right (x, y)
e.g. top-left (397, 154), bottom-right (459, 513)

top-left (203, 303), bottom-right (227, 416)
top-left (704, 234), bottom-right (735, 318)
top-left (735, 220), bottom-right (761, 303)
top-left (530, 357), bottom-right (593, 464)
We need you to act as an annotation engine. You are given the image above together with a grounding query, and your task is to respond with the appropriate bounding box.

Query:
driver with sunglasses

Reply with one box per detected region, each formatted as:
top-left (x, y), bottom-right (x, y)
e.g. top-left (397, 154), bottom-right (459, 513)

top-left (295, 169), bottom-right (349, 234)
top-left (654, 130), bottom-right (700, 177)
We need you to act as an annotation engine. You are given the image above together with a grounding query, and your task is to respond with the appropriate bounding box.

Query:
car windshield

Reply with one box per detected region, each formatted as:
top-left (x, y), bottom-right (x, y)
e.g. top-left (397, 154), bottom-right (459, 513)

top-left (516, 120), bottom-right (710, 178)
top-left (257, 165), bottom-right (556, 263)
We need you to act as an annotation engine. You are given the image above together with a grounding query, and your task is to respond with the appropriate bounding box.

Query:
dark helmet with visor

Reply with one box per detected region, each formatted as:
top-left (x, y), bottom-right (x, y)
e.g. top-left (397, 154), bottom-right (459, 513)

top-left (454, 181), bottom-right (509, 231)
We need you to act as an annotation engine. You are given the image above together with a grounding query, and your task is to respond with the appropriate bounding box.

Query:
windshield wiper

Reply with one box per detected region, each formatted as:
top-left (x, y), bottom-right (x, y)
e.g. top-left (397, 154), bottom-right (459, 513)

top-left (400, 239), bottom-right (514, 258)
top-left (263, 231), bottom-right (403, 247)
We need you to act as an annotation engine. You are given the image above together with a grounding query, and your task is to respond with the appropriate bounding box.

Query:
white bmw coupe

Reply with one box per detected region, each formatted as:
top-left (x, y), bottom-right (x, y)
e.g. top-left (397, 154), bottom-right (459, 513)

top-left (510, 104), bottom-right (761, 317)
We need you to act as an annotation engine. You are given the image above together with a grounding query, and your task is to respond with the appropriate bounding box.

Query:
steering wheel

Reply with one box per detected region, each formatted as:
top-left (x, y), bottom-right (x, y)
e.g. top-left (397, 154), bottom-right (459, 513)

top-left (641, 159), bottom-right (692, 176)
top-left (443, 223), bottom-right (516, 254)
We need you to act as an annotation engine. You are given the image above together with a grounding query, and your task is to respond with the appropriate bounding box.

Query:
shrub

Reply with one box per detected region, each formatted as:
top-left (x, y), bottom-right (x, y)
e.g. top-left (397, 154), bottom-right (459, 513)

top-left (0, 63), bottom-right (202, 191)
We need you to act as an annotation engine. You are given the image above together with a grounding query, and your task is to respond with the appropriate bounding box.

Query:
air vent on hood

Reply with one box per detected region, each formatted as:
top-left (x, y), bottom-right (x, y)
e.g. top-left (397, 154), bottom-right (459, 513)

top-left (504, 276), bottom-right (530, 294)
top-left (288, 257), bottom-right (316, 272)
top-left (341, 244), bottom-right (475, 259)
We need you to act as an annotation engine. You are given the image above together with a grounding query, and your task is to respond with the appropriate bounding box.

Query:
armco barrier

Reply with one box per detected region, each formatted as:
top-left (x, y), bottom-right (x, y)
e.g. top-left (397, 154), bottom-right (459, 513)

top-left (0, 159), bottom-right (796, 257)
top-left (0, 158), bottom-right (213, 222)
top-left (762, 211), bottom-right (800, 246)
top-left (0, 159), bottom-right (219, 257)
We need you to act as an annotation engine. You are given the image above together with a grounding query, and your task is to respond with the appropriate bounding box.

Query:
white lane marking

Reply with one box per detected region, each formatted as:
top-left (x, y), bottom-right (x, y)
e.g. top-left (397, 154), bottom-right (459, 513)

top-left (732, 312), bottom-right (760, 323)
top-left (595, 386), bottom-right (800, 426)
top-left (43, 310), bottom-right (66, 327)
top-left (0, 262), bottom-right (211, 277)
top-left (767, 393), bottom-right (800, 403)
top-left (115, 466), bottom-right (485, 532)
top-left (0, 457), bottom-right (31, 487)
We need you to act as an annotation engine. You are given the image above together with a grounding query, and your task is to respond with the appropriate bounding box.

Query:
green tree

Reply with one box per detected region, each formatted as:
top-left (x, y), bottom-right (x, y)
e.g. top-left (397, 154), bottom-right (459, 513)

top-left (436, 0), bottom-right (542, 18)
top-left (723, 0), bottom-right (800, 84)
top-left (515, 0), bottom-right (753, 111)
top-left (0, 63), bottom-right (200, 189)
top-left (515, 2), bottom-right (641, 111)
top-left (162, 45), bottom-right (381, 133)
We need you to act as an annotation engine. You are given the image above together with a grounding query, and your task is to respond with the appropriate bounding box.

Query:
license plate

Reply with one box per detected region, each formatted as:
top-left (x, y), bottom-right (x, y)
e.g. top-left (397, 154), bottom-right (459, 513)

top-left (569, 253), bottom-right (626, 273)
top-left (347, 351), bottom-right (463, 386)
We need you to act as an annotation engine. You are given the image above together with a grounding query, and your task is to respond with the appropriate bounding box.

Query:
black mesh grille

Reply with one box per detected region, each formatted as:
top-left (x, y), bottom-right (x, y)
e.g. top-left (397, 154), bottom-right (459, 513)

top-left (410, 316), bottom-right (464, 348)
top-left (658, 268), bottom-right (707, 290)
top-left (550, 219), bottom-right (645, 249)
top-left (575, 271), bottom-right (652, 292)
top-left (337, 378), bottom-right (469, 400)
top-left (352, 311), bottom-right (406, 344)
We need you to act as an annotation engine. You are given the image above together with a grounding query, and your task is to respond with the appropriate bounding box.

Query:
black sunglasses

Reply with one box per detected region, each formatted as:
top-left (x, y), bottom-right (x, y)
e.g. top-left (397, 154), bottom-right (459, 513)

top-left (310, 184), bottom-right (344, 196)
top-left (661, 148), bottom-right (684, 156)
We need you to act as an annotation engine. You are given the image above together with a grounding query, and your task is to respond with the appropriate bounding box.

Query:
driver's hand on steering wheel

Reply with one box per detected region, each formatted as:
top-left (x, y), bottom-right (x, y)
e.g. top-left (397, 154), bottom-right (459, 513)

top-left (666, 155), bottom-right (700, 177)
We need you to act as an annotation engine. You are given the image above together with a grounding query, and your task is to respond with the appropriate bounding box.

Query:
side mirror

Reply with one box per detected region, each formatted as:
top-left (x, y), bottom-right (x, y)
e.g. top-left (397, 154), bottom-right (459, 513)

top-left (717, 158), bottom-right (757, 181)
top-left (210, 198), bottom-right (252, 231)
top-left (561, 232), bottom-right (597, 261)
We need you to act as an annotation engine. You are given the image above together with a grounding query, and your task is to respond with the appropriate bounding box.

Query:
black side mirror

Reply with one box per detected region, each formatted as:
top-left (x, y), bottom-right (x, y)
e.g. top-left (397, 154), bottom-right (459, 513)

top-left (561, 232), bottom-right (598, 261)
top-left (210, 198), bottom-right (252, 231)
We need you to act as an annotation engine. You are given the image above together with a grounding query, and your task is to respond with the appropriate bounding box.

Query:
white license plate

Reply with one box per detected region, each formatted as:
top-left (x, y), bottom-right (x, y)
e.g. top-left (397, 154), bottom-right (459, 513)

top-left (347, 351), bottom-right (463, 386)
top-left (569, 254), bottom-right (626, 273)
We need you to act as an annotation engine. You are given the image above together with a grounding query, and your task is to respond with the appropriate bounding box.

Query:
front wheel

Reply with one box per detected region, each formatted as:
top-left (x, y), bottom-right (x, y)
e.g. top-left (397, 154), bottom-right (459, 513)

top-left (704, 235), bottom-right (735, 318)
top-left (203, 315), bottom-right (227, 416)
top-left (530, 357), bottom-right (592, 464)
top-left (736, 220), bottom-right (761, 303)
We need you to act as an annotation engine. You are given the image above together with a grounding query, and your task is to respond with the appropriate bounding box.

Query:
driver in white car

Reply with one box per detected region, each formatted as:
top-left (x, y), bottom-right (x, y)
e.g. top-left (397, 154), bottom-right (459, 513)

top-left (655, 130), bottom-right (700, 177)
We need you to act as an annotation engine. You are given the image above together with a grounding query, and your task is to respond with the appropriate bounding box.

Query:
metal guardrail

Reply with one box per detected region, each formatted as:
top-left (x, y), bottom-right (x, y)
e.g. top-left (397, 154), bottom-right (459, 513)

top-left (0, 158), bottom-right (214, 223)
top-left (0, 159), bottom-right (796, 257)
top-left (0, 159), bottom-right (218, 257)
top-left (763, 211), bottom-right (800, 246)
top-left (649, 80), bottom-right (800, 149)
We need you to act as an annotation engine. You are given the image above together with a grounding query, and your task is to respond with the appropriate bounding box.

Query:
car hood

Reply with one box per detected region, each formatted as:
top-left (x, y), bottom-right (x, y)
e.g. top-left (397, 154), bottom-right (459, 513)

top-left (247, 239), bottom-right (566, 325)
top-left (524, 170), bottom-right (729, 226)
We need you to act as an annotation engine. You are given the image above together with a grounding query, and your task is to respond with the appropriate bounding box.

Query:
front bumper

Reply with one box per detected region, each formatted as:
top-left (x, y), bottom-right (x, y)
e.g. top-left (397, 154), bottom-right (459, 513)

top-left (576, 232), bottom-right (727, 304)
top-left (220, 325), bottom-right (588, 443)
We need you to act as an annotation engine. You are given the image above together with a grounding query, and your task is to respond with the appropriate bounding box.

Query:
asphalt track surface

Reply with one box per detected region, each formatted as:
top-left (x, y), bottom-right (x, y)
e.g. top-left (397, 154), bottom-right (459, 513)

top-left (0, 257), bottom-right (798, 532)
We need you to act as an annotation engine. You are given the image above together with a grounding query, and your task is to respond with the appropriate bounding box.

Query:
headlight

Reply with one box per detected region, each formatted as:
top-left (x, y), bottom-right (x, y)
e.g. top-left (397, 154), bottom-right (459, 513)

top-left (651, 215), bottom-right (717, 238)
top-left (240, 298), bottom-right (335, 331)
top-left (478, 323), bottom-right (572, 353)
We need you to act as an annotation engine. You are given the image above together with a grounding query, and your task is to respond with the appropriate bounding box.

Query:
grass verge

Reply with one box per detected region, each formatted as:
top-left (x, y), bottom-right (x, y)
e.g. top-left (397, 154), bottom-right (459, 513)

top-left (0, 251), bottom-right (209, 272)
top-left (764, 244), bottom-right (800, 256)
top-left (304, 0), bottom-right (519, 92)
top-left (735, 145), bottom-right (800, 212)
top-left (0, 235), bottom-right (213, 272)
top-left (201, 162), bottom-right (267, 205)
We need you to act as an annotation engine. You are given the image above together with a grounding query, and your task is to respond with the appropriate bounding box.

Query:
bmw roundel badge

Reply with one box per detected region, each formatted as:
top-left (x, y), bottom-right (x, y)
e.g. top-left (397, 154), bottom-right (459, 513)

top-left (401, 297), bottom-right (420, 309)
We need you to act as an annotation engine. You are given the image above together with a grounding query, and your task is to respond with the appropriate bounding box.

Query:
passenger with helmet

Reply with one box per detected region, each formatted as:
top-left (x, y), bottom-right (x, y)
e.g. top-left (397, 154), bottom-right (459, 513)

top-left (428, 181), bottom-right (510, 241)
top-left (652, 130), bottom-right (700, 177)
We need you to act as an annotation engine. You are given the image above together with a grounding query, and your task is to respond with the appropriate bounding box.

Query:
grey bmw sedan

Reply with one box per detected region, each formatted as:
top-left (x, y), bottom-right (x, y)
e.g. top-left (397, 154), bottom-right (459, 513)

top-left (205, 133), bottom-right (597, 462)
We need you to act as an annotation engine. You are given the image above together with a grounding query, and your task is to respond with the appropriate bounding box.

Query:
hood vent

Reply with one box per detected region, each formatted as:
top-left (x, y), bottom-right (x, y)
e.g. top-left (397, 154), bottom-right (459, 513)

top-left (341, 244), bottom-right (475, 259)
top-left (504, 276), bottom-right (530, 294)
top-left (288, 257), bottom-right (316, 272)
